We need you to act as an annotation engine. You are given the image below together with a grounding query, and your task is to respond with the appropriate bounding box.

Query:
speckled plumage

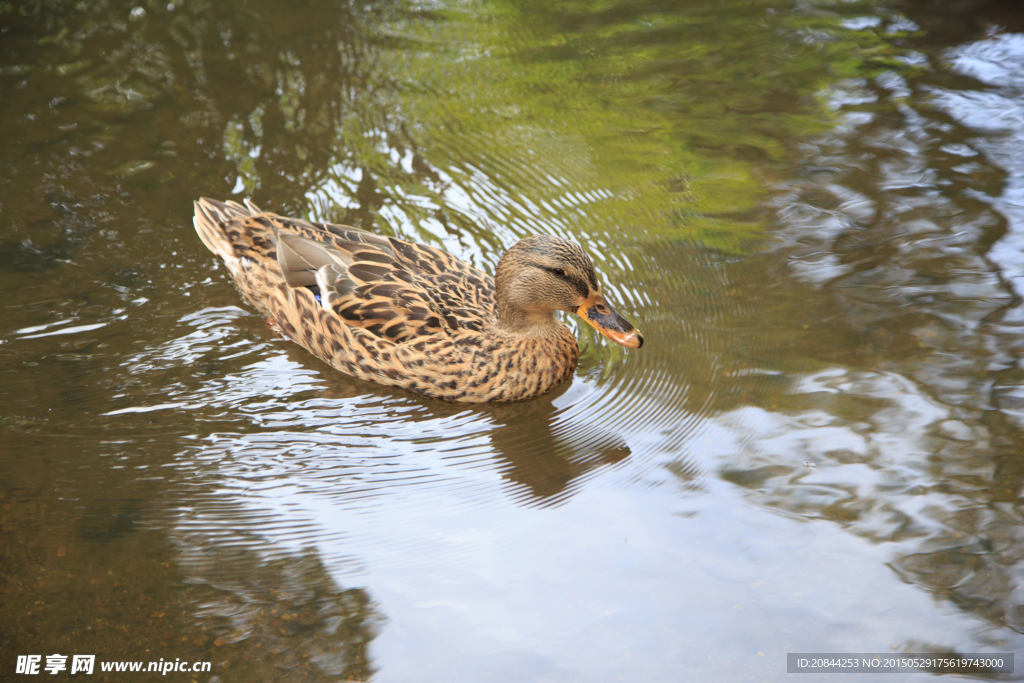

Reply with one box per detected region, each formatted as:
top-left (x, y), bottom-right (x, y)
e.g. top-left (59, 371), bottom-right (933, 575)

top-left (193, 198), bottom-right (640, 402)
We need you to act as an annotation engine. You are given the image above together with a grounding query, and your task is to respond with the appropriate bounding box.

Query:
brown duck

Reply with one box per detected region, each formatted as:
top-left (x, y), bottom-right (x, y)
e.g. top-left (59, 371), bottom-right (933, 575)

top-left (193, 198), bottom-right (642, 402)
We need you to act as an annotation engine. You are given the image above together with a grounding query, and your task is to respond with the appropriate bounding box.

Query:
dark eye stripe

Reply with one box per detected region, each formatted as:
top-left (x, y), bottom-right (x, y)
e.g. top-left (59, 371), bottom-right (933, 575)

top-left (528, 263), bottom-right (591, 298)
top-left (527, 262), bottom-right (565, 277)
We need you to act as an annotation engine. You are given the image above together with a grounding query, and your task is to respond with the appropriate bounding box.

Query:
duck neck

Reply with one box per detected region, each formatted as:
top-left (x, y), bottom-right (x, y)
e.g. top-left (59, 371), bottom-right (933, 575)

top-left (494, 302), bottom-right (561, 336)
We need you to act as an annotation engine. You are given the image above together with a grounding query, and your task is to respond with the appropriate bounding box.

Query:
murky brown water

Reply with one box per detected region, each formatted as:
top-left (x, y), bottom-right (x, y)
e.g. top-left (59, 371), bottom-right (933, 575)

top-left (3, 0), bottom-right (1024, 680)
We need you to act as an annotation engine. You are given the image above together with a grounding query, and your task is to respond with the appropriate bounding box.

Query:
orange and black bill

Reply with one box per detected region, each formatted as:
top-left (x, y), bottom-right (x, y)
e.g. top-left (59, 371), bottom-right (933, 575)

top-left (576, 292), bottom-right (643, 349)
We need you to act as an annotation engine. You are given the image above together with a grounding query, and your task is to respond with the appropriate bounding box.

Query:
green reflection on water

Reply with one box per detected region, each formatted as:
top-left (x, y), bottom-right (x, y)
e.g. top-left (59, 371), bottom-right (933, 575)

top-left (1, 0), bottom-right (907, 255)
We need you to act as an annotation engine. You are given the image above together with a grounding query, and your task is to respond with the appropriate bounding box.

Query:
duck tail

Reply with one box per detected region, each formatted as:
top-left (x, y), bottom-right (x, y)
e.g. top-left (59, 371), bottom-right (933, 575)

top-left (193, 197), bottom-right (260, 263)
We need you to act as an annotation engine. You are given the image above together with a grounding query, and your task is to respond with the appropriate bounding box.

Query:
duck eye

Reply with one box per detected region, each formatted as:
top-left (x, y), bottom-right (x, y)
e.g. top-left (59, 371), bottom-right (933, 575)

top-left (552, 268), bottom-right (565, 277)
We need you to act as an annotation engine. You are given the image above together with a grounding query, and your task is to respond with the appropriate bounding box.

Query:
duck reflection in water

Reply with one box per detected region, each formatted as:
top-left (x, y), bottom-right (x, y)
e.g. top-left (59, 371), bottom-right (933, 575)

top-left (280, 358), bottom-right (631, 505)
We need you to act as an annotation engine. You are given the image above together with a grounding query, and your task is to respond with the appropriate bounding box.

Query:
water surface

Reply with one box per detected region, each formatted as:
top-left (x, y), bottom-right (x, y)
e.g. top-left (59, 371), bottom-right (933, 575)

top-left (2, 0), bottom-right (1024, 680)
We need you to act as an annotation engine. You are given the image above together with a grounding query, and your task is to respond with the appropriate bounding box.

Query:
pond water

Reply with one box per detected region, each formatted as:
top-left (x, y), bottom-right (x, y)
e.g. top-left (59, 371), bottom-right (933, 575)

top-left (3, 0), bottom-right (1024, 680)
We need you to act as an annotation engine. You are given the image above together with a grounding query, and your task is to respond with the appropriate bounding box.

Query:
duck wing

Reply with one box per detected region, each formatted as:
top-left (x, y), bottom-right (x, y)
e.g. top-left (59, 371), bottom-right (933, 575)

top-left (277, 234), bottom-right (454, 341)
top-left (195, 197), bottom-right (495, 344)
top-left (273, 222), bottom-right (495, 345)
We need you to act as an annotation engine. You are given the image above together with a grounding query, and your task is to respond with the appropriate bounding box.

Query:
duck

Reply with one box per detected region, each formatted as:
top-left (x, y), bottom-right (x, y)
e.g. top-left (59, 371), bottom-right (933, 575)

top-left (193, 197), bottom-right (642, 403)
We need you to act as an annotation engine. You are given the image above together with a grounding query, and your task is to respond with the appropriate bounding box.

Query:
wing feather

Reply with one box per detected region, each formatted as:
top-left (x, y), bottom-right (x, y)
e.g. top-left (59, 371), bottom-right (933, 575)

top-left (235, 219), bottom-right (496, 344)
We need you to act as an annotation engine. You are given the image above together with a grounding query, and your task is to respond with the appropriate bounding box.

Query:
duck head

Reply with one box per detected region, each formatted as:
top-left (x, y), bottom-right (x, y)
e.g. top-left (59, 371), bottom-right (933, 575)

top-left (494, 234), bottom-right (643, 349)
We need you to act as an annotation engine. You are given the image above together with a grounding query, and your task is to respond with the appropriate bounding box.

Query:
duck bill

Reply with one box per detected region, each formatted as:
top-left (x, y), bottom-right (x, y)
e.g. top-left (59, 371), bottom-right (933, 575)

top-left (576, 293), bottom-right (644, 349)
